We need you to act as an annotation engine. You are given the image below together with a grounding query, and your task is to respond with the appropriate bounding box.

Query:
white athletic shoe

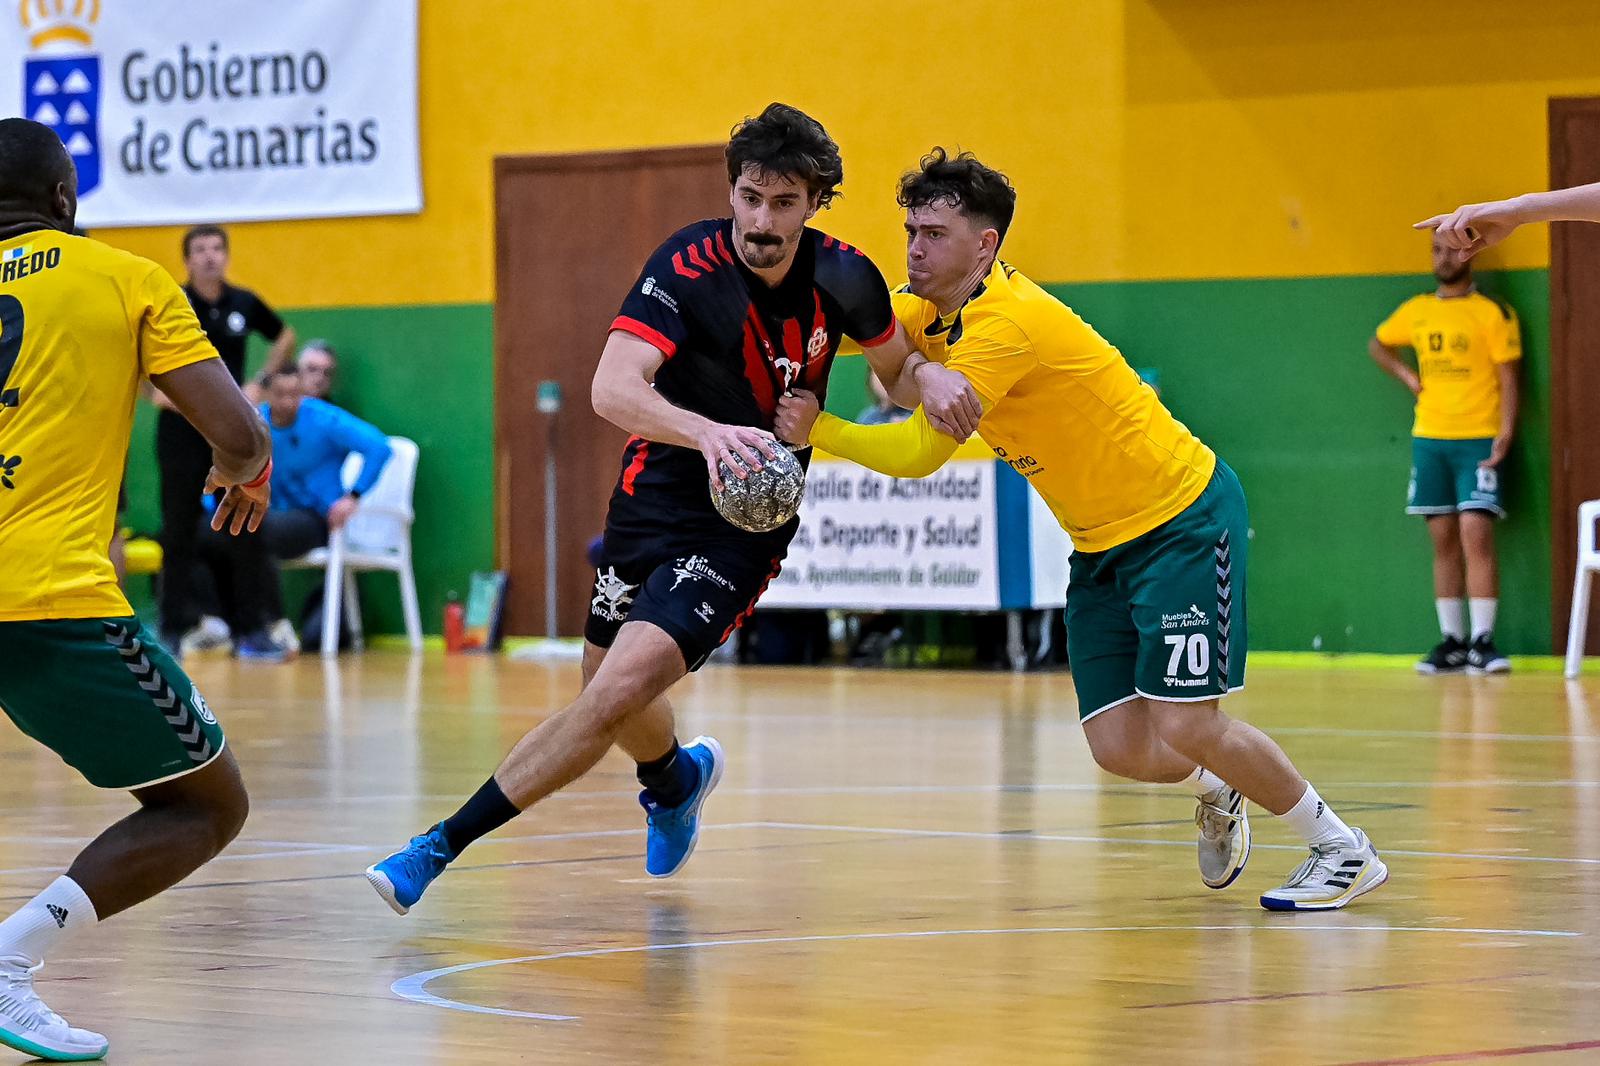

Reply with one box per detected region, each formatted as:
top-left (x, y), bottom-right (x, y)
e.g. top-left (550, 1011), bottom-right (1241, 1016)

top-left (268, 618), bottom-right (302, 657)
top-left (1259, 828), bottom-right (1389, 912)
top-left (1195, 786), bottom-right (1251, 889)
top-left (0, 956), bottom-right (108, 1062)
top-left (180, 615), bottom-right (233, 657)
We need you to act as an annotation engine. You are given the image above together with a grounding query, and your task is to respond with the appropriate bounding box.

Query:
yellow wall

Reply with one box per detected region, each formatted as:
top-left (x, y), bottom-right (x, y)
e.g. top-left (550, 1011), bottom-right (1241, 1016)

top-left (103, 0), bottom-right (1600, 306)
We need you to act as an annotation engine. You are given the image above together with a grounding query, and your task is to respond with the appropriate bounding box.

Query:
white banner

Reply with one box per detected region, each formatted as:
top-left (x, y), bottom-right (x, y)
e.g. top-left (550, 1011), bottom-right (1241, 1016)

top-left (2, 0), bottom-right (421, 227)
top-left (765, 460), bottom-right (1002, 610)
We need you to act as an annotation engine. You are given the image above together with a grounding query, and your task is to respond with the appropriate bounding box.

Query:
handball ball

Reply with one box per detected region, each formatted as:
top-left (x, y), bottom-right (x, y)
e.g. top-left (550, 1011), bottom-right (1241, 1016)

top-left (710, 443), bottom-right (806, 532)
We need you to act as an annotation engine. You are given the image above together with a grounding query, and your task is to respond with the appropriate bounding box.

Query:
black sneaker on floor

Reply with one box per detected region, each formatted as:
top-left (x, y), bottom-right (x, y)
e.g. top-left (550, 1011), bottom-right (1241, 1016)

top-left (1416, 635), bottom-right (1468, 674)
top-left (1467, 634), bottom-right (1511, 674)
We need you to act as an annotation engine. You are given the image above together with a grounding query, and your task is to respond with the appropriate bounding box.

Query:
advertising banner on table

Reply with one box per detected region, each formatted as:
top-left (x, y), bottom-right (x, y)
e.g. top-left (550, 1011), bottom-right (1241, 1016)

top-left (3, 0), bottom-right (420, 227)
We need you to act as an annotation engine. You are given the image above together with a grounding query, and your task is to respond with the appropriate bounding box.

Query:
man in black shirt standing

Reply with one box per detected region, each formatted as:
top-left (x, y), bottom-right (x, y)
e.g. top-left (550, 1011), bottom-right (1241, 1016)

top-left (154, 224), bottom-right (295, 653)
top-left (365, 103), bottom-right (980, 915)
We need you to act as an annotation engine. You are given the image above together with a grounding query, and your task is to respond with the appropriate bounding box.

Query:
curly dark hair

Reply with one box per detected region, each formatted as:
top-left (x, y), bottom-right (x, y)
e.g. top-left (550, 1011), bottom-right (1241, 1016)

top-left (726, 103), bottom-right (844, 208)
top-left (897, 148), bottom-right (1017, 245)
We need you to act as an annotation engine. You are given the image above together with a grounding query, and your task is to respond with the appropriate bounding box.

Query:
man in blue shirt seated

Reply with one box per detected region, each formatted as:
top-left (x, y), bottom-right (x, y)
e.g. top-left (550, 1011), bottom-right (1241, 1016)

top-left (198, 367), bottom-right (392, 660)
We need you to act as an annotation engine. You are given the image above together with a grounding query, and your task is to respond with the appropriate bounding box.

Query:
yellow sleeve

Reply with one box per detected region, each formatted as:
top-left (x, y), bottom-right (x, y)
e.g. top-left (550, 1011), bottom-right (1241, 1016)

top-left (1490, 303), bottom-right (1522, 364)
top-left (811, 407), bottom-right (961, 479)
top-left (1374, 299), bottom-right (1414, 347)
top-left (940, 315), bottom-right (1035, 407)
top-left (137, 264), bottom-right (220, 378)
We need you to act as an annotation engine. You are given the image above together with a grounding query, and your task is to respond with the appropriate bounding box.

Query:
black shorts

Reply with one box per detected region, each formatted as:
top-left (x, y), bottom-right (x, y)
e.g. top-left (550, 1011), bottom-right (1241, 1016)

top-left (584, 534), bottom-right (783, 671)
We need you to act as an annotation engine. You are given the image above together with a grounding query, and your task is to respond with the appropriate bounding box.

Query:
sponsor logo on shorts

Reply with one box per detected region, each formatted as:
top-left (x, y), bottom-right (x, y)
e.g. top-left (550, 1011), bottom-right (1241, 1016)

top-left (695, 601), bottom-right (716, 623)
top-left (591, 567), bottom-right (638, 622)
top-left (1160, 603), bottom-right (1209, 631)
top-left (191, 688), bottom-right (217, 726)
top-left (671, 555), bottom-right (735, 592)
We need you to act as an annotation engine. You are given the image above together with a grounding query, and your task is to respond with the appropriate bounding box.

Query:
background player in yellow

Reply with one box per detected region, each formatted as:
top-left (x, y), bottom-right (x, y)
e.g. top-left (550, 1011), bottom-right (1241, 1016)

top-left (1369, 237), bottom-right (1521, 675)
top-left (0, 119), bottom-right (272, 1062)
top-left (776, 149), bottom-right (1389, 912)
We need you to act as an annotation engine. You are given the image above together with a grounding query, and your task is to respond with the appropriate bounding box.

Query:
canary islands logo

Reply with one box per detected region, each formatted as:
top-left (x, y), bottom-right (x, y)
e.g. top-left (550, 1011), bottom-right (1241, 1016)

top-left (19, 0), bottom-right (102, 196)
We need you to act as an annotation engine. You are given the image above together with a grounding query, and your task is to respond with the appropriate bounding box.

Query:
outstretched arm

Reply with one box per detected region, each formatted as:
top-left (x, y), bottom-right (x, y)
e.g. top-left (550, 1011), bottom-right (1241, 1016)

top-left (774, 389), bottom-right (963, 479)
top-left (1416, 182), bottom-right (1600, 255)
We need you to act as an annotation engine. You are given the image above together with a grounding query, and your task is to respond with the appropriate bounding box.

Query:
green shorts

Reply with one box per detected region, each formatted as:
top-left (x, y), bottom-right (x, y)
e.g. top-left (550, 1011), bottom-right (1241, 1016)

top-left (1407, 436), bottom-right (1505, 518)
top-left (1066, 461), bottom-right (1249, 720)
top-left (0, 617), bottom-right (225, 789)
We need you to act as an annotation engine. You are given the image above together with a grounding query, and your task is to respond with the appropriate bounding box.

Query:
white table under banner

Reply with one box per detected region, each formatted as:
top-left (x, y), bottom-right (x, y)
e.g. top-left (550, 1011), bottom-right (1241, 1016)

top-left (761, 438), bottom-right (1073, 668)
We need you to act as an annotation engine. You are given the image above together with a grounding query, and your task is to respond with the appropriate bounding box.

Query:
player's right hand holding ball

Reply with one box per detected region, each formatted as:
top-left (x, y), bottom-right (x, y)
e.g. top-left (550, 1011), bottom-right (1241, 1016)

top-left (697, 423), bottom-right (778, 491)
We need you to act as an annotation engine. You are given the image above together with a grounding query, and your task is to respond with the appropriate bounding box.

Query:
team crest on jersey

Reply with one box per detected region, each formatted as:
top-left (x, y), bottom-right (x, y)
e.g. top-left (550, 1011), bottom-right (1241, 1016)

top-left (227, 311), bottom-right (247, 334)
top-left (806, 326), bottom-right (828, 361)
top-left (20, 3), bottom-right (103, 197)
top-left (590, 567), bottom-right (637, 623)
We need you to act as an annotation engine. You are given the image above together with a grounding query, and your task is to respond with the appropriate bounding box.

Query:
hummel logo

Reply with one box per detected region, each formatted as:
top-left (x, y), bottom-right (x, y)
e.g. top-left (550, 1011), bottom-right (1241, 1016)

top-left (46, 904), bottom-right (67, 929)
top-left (1315, 801), bottom-right (1325, 819)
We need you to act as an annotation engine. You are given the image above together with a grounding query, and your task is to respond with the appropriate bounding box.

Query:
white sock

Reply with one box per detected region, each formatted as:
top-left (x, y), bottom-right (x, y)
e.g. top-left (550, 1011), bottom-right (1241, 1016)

top-left (1469, 598), bottom-right (1497, 641)
top-left (1436, 598), bottom-right (1466, 641)
top-left (1279, 784), bottom-right (1358, 848)
top-left (0, 876), bottom-right (98, 967)
top-left (1179, 766), bottom-right (1228, 799)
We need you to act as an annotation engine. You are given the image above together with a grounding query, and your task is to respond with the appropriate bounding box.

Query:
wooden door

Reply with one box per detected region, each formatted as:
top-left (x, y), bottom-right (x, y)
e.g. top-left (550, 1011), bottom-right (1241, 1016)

top-left (494, 146), bottom-right (730, 637)
top-left (1549, 98), bottom-right (1600, 654)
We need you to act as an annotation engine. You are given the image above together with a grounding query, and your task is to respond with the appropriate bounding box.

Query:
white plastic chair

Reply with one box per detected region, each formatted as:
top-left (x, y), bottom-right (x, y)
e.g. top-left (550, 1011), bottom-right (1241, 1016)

top-left (282, 437), bottom-right (423, 657)
top-left (1565, 499), bottom-right (1600, 679)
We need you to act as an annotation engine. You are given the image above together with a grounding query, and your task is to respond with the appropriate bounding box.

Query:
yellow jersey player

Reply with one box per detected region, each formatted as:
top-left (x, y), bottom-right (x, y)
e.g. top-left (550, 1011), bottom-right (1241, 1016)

top-left (1370, 238), bottom-right (1521, 675)
top-left (775, 149), bottom-right (1389, 911)
top-left (0, 118), bottom-right (271, 1062)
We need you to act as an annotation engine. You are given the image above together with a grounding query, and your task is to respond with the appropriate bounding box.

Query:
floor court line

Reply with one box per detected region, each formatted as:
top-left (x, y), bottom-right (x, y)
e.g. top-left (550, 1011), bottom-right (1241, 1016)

top-left (1126, 970), bottom-right (1546, 1010)
top-left (8, 818), bottom-right (1597, 883)
top-left (752, 821), bottom-right (1600, 867)
top-left (1327, 1038), bottom-right (1600, 1065)
top-left (391, 925), bottom-right (1581, 1023)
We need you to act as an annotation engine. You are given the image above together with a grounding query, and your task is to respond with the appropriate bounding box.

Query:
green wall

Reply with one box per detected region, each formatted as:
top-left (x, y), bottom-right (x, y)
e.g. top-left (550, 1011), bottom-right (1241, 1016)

top-left (125, 271), bottom-right (1554, 655)
top-left (124, 304), bottom-right (494, 638)
top-left (1046, 269), bottom-right (1552, 655)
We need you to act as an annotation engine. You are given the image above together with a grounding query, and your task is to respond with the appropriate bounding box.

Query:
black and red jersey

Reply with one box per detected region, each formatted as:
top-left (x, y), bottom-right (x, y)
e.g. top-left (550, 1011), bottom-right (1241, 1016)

top-left (603, 218), bottom-right (897, 545)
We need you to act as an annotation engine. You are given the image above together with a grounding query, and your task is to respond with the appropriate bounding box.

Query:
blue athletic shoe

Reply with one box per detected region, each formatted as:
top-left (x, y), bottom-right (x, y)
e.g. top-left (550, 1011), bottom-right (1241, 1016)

top-left (366, 823), bottom-right (454, 915)
top-left (640, 735), bottom-right (725, 878)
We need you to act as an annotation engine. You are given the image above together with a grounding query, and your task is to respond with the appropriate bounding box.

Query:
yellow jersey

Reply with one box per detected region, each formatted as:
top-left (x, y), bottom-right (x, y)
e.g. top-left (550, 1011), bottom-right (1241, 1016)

top-left (895, 260), bottom-right (1215, 553)
top-left (1374, 291), bottom-right (1520, 440)
top-left (0, 229), bottom-right (219, 621)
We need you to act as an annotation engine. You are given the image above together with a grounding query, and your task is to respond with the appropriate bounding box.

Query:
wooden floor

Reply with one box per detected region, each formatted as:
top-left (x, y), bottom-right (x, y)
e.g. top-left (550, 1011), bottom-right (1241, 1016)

top-left (3, 654), bottom-right (1599, 1065)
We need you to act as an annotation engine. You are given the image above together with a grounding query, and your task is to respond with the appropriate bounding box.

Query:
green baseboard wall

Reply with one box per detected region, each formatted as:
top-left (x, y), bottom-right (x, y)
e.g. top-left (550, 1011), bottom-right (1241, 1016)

top-left (122, 268), bottom-right (1555, 654)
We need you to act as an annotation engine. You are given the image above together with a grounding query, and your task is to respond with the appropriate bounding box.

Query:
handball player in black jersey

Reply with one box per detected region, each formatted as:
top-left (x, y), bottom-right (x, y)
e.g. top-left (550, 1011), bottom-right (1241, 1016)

top-left (366, 103), bottom-right (981, 913)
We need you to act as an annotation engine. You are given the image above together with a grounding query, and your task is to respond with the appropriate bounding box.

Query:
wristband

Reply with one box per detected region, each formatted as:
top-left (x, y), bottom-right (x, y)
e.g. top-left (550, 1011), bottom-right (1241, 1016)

top-left (241, 459), bottom-right (272, 490)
